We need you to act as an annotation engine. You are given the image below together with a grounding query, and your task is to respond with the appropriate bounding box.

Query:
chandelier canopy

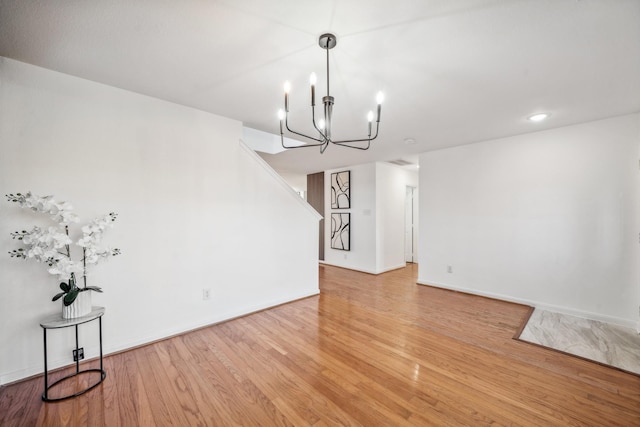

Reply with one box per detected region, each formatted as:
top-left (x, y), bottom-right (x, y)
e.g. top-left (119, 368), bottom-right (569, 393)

top-left (278, 33), bottom-right (383, 154)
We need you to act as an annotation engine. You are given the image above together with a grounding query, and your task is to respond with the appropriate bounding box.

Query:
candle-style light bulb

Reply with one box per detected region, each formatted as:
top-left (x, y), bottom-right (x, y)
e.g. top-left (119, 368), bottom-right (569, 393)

top-left (375, 91), bottom-right (384, 123)
top-left (310, 73), bottom-right (317, 106)
top-left (367, 111), bottom-right (374, 122)
top-left (284, 81), bottom-right (291, 112)
top-left (278, 109), bottom-right (285, 134)
top-left (318, 118), bottom-right (325, 130)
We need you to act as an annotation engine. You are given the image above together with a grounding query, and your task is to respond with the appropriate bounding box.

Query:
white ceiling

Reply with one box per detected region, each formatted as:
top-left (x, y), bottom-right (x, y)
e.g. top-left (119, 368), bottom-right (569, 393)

top-left (1, 0), bottom-right (639, 175)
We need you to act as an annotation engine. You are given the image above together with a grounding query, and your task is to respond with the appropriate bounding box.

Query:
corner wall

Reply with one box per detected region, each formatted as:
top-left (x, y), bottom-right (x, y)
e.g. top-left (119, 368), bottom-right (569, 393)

top-left (323, 163), bottom-right (418, 274)
top-left (0, 57), bottom-right (320, 384)
top-left (418, 114), bottom-right (640, 327)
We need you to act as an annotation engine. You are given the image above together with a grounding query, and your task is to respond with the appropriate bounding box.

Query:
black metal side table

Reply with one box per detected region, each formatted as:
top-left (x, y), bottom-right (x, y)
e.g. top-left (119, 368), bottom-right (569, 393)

top-left (39, 307), bottom-right (106, 401)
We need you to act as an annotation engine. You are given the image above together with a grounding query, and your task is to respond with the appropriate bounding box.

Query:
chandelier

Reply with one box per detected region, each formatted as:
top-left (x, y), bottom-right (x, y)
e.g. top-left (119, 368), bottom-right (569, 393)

top-left (278, 33), bottom-right (384, 154)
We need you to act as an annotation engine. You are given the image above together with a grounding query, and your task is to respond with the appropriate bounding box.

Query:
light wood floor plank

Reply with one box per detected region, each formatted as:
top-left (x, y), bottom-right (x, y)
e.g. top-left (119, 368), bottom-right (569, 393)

top-left (1, 263), bottom-right (639, 426)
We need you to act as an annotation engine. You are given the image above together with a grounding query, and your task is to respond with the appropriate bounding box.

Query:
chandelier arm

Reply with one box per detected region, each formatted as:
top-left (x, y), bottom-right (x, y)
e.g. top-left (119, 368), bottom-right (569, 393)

top-left (331, 140), bottom-right (371, 150)
top-left (284, 114), bottom-right (324, 143)
top-left (320, 140), bottom-right (330, 154)
top-left (280, 132), bottom-right (327, 149)
top-left (283, 127), bottom-right (324, 144)
top-left (331, 133), bottom-right (378, 145)
top-left (331, 122), bottom-right (380, 145)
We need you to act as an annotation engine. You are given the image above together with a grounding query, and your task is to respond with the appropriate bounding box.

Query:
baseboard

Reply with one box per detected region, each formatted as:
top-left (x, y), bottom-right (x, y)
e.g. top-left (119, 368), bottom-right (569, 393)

top-left (417, 279), bottom-right (636, 329)
top-left (319, 261), bottom-right (406, 275)
top-left (378, 263), bottom-right (409, 274)
top-left (319, 261), bottom-right (377, 275)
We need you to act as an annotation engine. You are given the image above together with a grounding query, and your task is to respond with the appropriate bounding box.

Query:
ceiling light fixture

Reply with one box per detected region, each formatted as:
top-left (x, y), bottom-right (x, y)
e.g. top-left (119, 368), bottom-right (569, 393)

top-left (528, 113), bottom-right (549, 122)
top-left (278, 33), bottom-right (383, 154)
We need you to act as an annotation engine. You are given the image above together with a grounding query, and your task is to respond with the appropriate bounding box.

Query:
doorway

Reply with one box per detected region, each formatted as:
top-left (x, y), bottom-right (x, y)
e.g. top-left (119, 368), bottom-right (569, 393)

top-left (405, 186), bottom-right (418, 263)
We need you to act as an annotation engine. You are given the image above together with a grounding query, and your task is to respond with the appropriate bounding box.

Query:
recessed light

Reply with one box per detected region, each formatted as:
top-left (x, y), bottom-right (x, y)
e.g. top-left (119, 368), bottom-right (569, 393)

top-left (528, 113), bottom-right (549, 122)
top-left (403, 138), bottom-right (416, 145)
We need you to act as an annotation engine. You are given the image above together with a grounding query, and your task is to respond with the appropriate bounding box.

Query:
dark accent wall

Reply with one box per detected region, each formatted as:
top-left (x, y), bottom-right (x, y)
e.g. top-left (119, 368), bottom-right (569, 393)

top-left (307, 172), bottom-right (325, 260)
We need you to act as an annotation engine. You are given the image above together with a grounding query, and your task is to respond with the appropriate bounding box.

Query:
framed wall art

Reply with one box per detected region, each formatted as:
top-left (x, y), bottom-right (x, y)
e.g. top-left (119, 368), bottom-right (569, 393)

top-left (330, 212), bottom-right (350, 251)
top-left (330, 170), bottom-right (350, 209)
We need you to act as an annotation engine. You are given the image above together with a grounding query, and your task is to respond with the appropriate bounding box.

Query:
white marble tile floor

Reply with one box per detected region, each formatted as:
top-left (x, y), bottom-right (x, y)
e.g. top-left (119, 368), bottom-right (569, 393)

top-left (518, 309), bottom-right (640, 375)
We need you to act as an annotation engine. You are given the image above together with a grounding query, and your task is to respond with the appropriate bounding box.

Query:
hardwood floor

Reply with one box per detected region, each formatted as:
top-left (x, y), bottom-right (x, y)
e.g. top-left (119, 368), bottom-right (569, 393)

top-left (1, 264), bottom-right (639, 426)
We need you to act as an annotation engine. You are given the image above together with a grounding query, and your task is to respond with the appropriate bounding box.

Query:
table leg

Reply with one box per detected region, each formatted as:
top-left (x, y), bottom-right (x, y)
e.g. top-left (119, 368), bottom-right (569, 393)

top-left (43, 329), bottom-right (48, 401)
top-left (99, 317), bottom-right (103, 373)
top-left (75, 325), bottom-right (80, 374)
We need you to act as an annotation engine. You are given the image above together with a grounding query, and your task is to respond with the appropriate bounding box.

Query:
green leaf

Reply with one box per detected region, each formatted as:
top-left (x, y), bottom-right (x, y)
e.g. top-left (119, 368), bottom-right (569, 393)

top-left (60, 282), bottom-right (70, 292)
top-left (63, 288), bottom-right (79, 306)
top-left (84, 286), bottom-right (103, 293)
top-left (52, 292), bottom-right (65, 302)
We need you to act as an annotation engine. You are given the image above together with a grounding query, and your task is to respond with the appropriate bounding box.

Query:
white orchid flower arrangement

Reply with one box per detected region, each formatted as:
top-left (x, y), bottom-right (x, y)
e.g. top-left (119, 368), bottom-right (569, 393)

top-left (6, 192), bottom-right (120, 306)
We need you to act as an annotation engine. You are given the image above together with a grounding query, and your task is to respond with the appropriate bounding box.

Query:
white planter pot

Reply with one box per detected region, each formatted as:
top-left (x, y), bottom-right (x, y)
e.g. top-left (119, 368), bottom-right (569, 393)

top-left (62, 291), bottom-right (92, 319)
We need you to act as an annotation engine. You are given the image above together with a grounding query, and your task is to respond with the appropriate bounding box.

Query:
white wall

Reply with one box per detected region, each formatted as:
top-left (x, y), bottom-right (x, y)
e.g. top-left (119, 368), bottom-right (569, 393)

top-left (637, 113), bottom-right (640, 332)
top-left (323, 163), bottom-right (418, 274)
top-left (324, 163), bottom-right (377, 273)
top-left (0, 57), bottom-right (320, 385)
top-left (276, 171), bottom-right (307, 196)
top-left (376, 163), bottom-right (419, 272)
top-left (418, 114), bottom-right (640, 327)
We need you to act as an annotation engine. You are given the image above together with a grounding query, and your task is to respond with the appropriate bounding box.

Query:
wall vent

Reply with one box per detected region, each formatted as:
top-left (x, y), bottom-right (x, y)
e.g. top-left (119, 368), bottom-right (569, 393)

top-left (387, 159), bottom-right (413, 166)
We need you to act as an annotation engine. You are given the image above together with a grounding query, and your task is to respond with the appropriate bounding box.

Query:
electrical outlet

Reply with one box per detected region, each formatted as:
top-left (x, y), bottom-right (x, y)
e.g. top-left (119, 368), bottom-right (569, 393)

top-left (202, 289), bottom-right (211, 300)
top-left (73, 347), bottom-right (84, 362)
top-left (447, 265), bottom-right (453, 273)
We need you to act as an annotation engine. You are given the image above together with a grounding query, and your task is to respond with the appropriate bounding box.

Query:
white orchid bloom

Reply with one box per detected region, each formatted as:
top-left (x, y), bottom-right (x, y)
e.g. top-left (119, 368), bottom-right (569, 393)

top-left (8, 192), bottom-right (120, 283)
